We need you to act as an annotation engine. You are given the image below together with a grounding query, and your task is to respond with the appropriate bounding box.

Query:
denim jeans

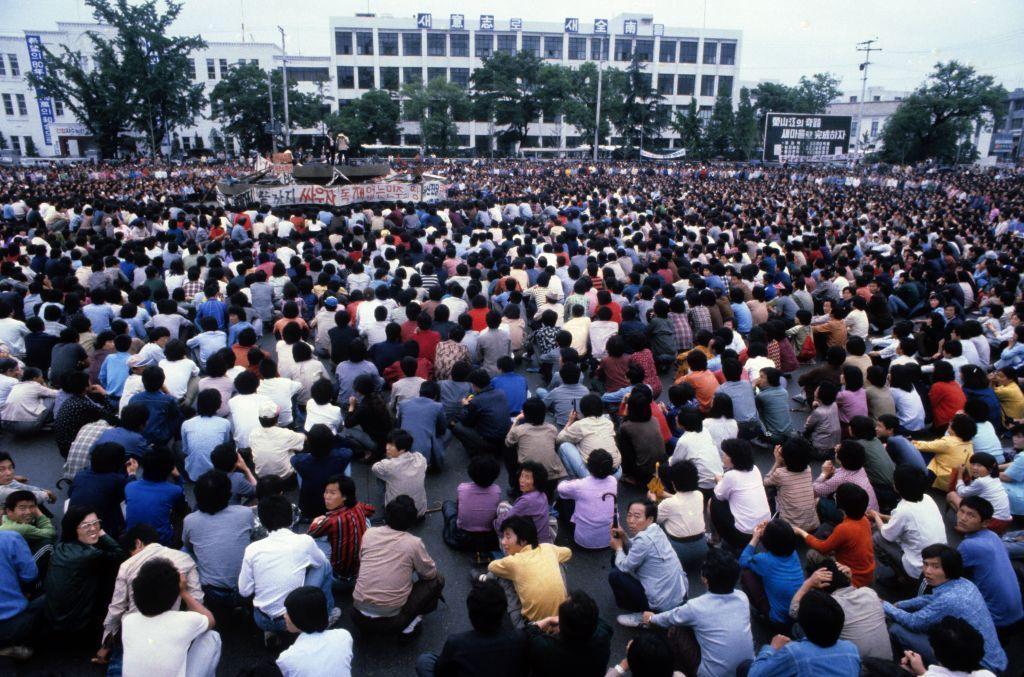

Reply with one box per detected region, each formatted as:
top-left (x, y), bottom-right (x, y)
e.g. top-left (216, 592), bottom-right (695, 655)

top-left (557, 443), bottom-right (623, 480)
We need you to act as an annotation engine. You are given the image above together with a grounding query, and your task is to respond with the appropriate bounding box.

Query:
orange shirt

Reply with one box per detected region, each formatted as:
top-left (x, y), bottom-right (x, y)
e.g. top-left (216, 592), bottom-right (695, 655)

top-left (683, 369), bottom-right (719, 413)
top-left (804, 517), bottom-right (875, 587)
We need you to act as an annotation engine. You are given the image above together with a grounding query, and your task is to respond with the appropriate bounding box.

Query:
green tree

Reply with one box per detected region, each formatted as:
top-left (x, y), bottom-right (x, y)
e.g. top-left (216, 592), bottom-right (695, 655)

top-left (403, 77), bottom-right (471, 155)
top-left (614, 55), bottom-right (667, 156)
top-left (705, 94), bottom-right (735, 158)
top-left (536, 64), bottom-right (575, 144)
top-left (750, 72), bottom-right (842, 143)
top-left (210, 63), bottom-right (320, 153)
top-left (471, 51), bottom-right (545, 151)
top-left (209, 128), bottom-right (225, 154)
top-left (563, 62), bottom-right (625, 148)
top-left (326, 89), bottom-right (400, 150)
top-left (732, 87), bottom-right (759, 160)
top-left (23, 137), bottom-right (39, 157)
top-left (881, 61), bottom-right (1006, 165)
top-left (670, 99), bottom-right (704, 159)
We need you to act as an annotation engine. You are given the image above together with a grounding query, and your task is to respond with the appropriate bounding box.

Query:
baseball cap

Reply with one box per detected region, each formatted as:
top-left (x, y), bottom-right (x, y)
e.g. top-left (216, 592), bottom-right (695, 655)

top-left (127, 354), bottom-right (154, 368)
top-left (324, 296), bottom-right (338, 309)
top-left (258, 401), bottom-right (280, 418)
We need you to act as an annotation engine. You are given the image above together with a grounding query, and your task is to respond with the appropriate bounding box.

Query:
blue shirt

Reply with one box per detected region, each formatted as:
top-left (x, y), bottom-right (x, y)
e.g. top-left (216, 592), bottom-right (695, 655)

top-left (959, 529), bottom-right (1024, 627)
top-left (0, 531), bottom-right (35, 620)
top-left (885, 435), bottom-right (926, 471)
top-left (291, 449), bottom-right (353, 518)
top-left (181, 415), bottom-right (233, 481)
top-left (195, 298), bottom-right (228, 330)
top-left (731, 302), bottom-right (753, 334)
top-left (98, 351), bottom-right (131, 397)
top-left (125, 479), bottom-right (187, 546)
top-left (491, 373), bottom-right (528, 416)
top-left (748, 638), bottom-right (860, 677)
top-left (96, 426), bottom-right (152, 459)
top-left (739, 544), bottom-right (804, 623)
top-left (884, 577), bottom-right (1007, 672)
top-left (186, 330), bottom-right (227, 368)
top-left (227, 321), bottom-right (256, 347)
top-left (82, 303), bottom-right (115, 333)
top-left (614, 524), bottom-right (687, 612)
top-left (128, 390), bottom-right (182, 446)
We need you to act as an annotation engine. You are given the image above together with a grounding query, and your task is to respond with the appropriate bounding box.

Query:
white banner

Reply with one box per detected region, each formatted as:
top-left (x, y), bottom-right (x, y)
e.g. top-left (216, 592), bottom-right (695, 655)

top-left (640, 148), bottom-right (687, 159)
top-left (218, 180), bottom-right (447, 208)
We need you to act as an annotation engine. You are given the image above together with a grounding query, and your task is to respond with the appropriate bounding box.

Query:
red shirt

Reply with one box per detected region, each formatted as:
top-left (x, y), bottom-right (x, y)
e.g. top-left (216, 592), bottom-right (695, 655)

top-left (930, 380), bottom-right (967, 429)
top-left (413, 329), bottom-right (441, 363)
top-left (383, 357), bottom-right (433, 384)
top-left (683, 369), bottom-right (720, 413)
top-left (468, 308), bottom-right (489, 332)
top-left (400, 320), bottom-right (418, 343)
top-left (598, 355), bottom-right (631, 392)
top-left (598, 302), bottom-right (622, 324)
top-left (804, 516), bottom-right (875, 587)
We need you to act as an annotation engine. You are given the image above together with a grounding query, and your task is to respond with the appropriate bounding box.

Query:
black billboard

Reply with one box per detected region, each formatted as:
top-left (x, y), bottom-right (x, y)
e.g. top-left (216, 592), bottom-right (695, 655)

top-left (763, 113), bottom-right (852, 163)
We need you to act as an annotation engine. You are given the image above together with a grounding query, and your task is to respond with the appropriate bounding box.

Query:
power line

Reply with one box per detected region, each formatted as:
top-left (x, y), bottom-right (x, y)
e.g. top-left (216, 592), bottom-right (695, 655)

top-left (853, 38), bottom-right (880, 162)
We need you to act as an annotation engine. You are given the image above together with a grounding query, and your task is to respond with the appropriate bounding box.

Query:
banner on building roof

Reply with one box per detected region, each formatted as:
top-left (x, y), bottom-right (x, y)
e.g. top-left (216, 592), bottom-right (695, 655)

top-left (763, 113), bottom-right (851, 163)
top-left (217, 180), bottom-right (447, 208)
top-left (25, 35), bottom-right (54, 146)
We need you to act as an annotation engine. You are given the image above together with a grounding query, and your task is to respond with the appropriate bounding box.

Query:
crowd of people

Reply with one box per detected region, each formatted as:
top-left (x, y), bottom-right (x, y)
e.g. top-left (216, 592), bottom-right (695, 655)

top-left (0, 157), bottom-right (1021, 676)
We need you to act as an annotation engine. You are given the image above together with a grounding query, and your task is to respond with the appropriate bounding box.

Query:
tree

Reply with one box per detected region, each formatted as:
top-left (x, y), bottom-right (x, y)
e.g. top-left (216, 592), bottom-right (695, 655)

top-left (327, 89), bottom-right (400, 150)
top-left (210, 128), bottom-right (225, 154)
top-left (536, 64), bottom-right (575, 144)
top-left (471, 51), bottom-right (545, 151)
top-left (881, 61), bottom-right (1006, 165)
top-left (732, 87), bottom-right (759, 160)
top-left (750, 72), bottom-right (841, 142)
top-left (210, 63), bottom-right (321, 153)
top-left (613, 55), bottom-right (667, 156)
top-left (563, 62), bottom-right (625, 148)
top-left (670, 99), bottom-right (704, 159)
top-left (23, 137), bottom-right (38, 157)
top-left (403, 77), bottom-right (471, 155)
top-left (705, 94), bottom-right (735, 158)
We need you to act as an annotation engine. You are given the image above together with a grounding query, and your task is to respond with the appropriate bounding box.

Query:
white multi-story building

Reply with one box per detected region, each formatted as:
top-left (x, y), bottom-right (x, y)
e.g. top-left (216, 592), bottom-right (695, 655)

top-left (0, 21), bottom-right (329, 158)
top-left (329, 12), bottom-right (742, 153)
top-left (826, 87), bottom-right (910, 154)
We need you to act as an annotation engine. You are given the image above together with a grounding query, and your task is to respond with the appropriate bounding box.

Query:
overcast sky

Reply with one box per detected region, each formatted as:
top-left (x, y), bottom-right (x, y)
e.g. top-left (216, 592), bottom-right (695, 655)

top-left (3, 0), bottom-right (1023, 93)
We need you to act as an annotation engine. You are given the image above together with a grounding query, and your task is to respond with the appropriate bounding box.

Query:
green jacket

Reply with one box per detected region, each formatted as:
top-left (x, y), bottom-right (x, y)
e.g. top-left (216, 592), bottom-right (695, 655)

top-left (0, 514), bottom-right (55, 551)
top-left (44, 535), bottom-right (124, 633)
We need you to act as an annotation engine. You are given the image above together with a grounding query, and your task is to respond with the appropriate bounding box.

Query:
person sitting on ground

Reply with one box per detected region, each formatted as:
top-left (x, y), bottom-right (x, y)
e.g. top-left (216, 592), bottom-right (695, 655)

top-left (291, 424), bottom-right (353, 520)
top-left (308, 475), bottom-right (374, 590)
top-left (802, 382), bottom-right (842, 460)
top-left (556, 449), bottom-right (618, 550)
top-left (180, 389), bottom-right (232, 481)
top-left (0, 529), bottom-right (42, 660)
top-left (793, 483), bottom-right (875, 588)
top-left (763, 437), bottom-right (820, 534)
top-left (372, 429), bottom-right (428, 518)
top-left (0, 490), bottom-right (55, 555)
top-left (899, 616), bottom-right (1000, 677)
top-left (277, 586), bottom-right (354, 677)
top-left (914, 413), bottom-right (976, 491)
top-left (124, 450), bottom-right (188, 547)
top-left (556, 393), bottom-right (622, 480)
top-left (609, 499), bottom-right (687, 628)
top-left (351, 495), bottom-right (444, 636)
top-left (744, 589), bottom-right (860, 676)
top-left (249, 400), bottom-right (306, 488)
top-left (952, 495), bottom-right (1024, 631)
top-left (604, 631), bottom-right (676, 677)
top-left (121, 556), bottom-right (220, 677)
top-left (883, 544), bottom-right (1007, 674)
top-left (524, 591), bottom-right (612, 677)
top-left (129, 366), bottom-right (183, 449)
top-left (738, 519), bottom-right (805, 635)
top-left (505, 397), bottom-right (565, 489)
top-left (209, 443), bottom-right (257, 506)
top-left (451, 368), bottom-right (512, 457)
top-left (442, 455), bottom-right (501, 552)
top-left (642, 546), bottom-right (754, 677)
top-left (812, 440), bottom-right (879, 525)
top-left (946, 452), bottom-right (1012, 534)
top-left (710, 439), bottom-right (771, 552)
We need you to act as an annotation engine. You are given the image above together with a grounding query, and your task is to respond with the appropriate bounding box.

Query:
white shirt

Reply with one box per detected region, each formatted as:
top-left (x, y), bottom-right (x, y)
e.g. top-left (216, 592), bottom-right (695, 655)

top-left (250, 425), bottom-right (306, 478)
top-left (122, 610), bottom-right (209, 677)
top-left (671, 431), bottom-right (723, 489)
top-left (159, 359), bottom-right (200, 400)
top-left (257, 377), bottom-right (302, 427)
top-left (743, 357), bottom-right (775, 385)
top-left (0, 374), bottom-right (17, 408)
top-left (277, 629), bottom-right (353, 677)
top-left (238, 529), bottom-right (329, 618)
top-left (228, 393), bottom-right (276, 448)
top-left (305, 401), bottom-right (342, 433)
top-left (0, 318), bottom-right (29, 355)
top-left (845, 309), bottom-right (869, 339)
top-left (955, 475), bottom-right (1012, 521)
top-left (879, 495), bottom-right (947, 577)
top-left (713, 468), bottom-right (771, 533)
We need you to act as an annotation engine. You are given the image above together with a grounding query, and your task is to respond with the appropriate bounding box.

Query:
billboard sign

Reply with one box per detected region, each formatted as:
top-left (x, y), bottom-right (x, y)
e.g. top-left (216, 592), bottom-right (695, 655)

top-left (763, 113), bottom-right (851, 163)
top-left (25, 35), bottom-right (54, 146)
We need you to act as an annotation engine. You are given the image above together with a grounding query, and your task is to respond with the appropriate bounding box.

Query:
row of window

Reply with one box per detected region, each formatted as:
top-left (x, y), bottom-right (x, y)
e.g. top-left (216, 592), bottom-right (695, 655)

top-left (187, 57), bottom-right (260, 81)
top-left (0, 54), bottom-right (20, 78)
top-left (334, 30), bottom-right (735, 64)
top-left (0, 93), bottom-right (65, 118)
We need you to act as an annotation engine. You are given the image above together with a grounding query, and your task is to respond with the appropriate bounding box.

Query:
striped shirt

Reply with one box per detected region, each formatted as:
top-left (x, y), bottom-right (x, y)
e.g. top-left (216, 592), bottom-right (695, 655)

top-left (307, 503), bottom-right (374, 578)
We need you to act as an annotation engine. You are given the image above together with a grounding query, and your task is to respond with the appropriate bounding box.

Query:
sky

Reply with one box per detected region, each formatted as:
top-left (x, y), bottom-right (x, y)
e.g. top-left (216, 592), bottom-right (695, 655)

top-left (2, 0), bottom-right (1023, 94)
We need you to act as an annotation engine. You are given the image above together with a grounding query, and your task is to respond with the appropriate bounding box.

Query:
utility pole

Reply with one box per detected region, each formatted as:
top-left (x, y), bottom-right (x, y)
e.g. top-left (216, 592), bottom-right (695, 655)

top-left (854, 38), bottom-right (880, 163)
top-left (592, 35), bottom-right (604, 162)
top-left (267, 70), bottom-right (276, 154)
top-left (278, 26), bottom-right (291, 148)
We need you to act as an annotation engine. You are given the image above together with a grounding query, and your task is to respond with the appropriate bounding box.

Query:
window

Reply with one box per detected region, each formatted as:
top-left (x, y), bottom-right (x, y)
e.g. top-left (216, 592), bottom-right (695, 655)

top-left (457, 135), bottom-right (470, 147)
top-left (700, 75), bottom-right (715, 97)
top-left (54, 99), bottom-right (64, 117)
top-left (702, 41), bottom-right (717, 64)
top-left (497, 34), bottom-right (517, 54)
top-left (851, 121), bottom-right (859, 137)
top-left (380, 67), bottom-right (399, 90)
top-left (15, 94), bottom-right (27, 116)
top-left (677, 74), bottom-right (695, 96)
top-left (679, 41), bottom-right (698, 64)
top-left (402, 33), bottom-right (421, 56)
top-left (614, 39), bottom-right (632, 61)
top-left (337, 66), bottom-right (354, 89)
top-left (698, 105), bottom-right (712, 123)
top-left (356, 32), bottom-right (373, 55)
top-left (634, 39), bottom-right (653, 61)
top-left (403, 67), bottom-right (421, 85)
top-left (638, 73), bottom-right (652, 92)
top-left (335, 31), bottom-right (353, 55)
top-left (543, 36), bottom-right (562, 59)
top-left (187, 58), bottom-right (196, 79)
top-left (450, 33), bottom-right (468, 57)
top-left (475, 34), bottom-right (493, 58)
top-left (873, 95), bottom-right (881, 101)
top-left (717, 76), bottom-right (733, 97)
top-left (1, 94), bottom-right (12, 116)
top-left (404, 134), bottom-right (421, 147)
top-left (379, 32), bottom-right (398, 56)
top-left (8, 55), bottom-right (19, 77)
top-left (286, 67), bottom-right (329, 82)
top-left (568, 37), bottom-right (586, 61)
top-left (870, 120), bottom-right (879, 136)
top-left (522, 36), bottom-right (541, 57)
top-left (218, 58), bottom-right (227, 77)
top-left (657, 74), bottom-right (674, 95)
top-left (356, 66), bottom-right (374, 89)
top-left (181, 136), bottom-right (191, 151)
top-left (0, 56), bottom-right (5, 77)
top-left (450, 68), bottom-right (469, 87)
top-left (849, 95), bottom-right (857, 103)
top-left (590, 37), bottom-right (608, 61)
top-left (659, 40), bottom-right (676, 63)
top-left (206, 58), bottom-right (215, 79)
top-left (427, 67), bottom-right (447, 83)
top-left (427, 33), bottom-right (446, 56)
top-left (720, 42), bottom-right (736, 66)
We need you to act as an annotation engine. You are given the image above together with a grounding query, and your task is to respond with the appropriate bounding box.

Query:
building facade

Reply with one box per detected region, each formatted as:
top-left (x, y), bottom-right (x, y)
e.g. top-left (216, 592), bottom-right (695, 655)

top-left (991, 88), bottom-right (1023, 164)
top-left (329, 13), bottom-right (741, 153)
top-left (825, 87), bottom-right (909, 155)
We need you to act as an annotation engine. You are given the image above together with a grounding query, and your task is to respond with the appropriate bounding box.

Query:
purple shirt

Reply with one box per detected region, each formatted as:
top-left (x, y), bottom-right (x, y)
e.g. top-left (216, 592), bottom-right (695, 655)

top-left (836, 388), bottom-right (869, 424)
top-left (557, 476), bottom-right (617, 549)
top-left (456, 482), bottom-right (501, 532)
top-left (495, 490), bottom-right (552, 543)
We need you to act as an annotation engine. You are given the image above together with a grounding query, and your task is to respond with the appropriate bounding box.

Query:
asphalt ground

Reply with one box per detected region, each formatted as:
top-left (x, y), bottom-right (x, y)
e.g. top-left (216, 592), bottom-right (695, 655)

top-left (5, 356), bottom-right (1024, 677)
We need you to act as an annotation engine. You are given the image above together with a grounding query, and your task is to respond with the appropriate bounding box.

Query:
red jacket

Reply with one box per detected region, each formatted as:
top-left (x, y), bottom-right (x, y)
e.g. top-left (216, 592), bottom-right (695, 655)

top-left (930, 380), bottom-right (966, 429)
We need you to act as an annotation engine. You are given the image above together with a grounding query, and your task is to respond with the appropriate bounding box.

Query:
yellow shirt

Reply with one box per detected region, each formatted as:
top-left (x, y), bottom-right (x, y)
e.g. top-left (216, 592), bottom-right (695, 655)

top-left (915, 435), bottom-right (973, 490)
top-left (488, 543), bottom-right (572, 621)
top-left (994, 383), bottom-right (1024, 423)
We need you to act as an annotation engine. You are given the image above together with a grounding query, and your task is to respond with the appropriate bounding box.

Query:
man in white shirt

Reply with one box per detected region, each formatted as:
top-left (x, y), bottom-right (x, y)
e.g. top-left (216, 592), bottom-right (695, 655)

top-left (277, 586), bottom-right (353, 677)
top-left (0, 304), bottom-right (30, 358)
top-left (671, 411), bottom-right (724, 491)
top-left (869, 465), bottom-right (947, 584)
top-left (228, 371), bottom-right (276, 450)
top-left (239, 496), bottom-right (338, 637)
top-left (249, 401), bottom-right (306, 482)
top-left (256, 361), bottom-right (303, 428)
